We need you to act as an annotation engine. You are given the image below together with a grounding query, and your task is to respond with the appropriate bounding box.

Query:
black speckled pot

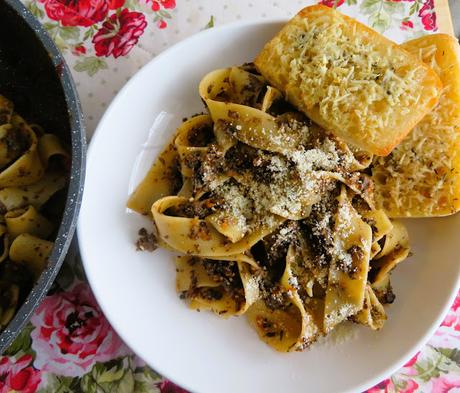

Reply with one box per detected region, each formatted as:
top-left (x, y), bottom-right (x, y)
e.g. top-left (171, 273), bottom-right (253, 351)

top-left (0, 0), bottom-right (86, 351)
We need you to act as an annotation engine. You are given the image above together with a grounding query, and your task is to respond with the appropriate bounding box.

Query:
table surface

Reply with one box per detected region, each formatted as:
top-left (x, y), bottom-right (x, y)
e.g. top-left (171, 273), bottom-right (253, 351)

top-left (1, 1), bottom-right (459, 392)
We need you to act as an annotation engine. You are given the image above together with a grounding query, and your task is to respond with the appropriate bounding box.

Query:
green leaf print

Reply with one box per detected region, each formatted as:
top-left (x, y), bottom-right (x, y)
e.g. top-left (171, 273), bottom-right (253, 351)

top-left (74, 57), bottom-right (108, 77)
top-left (96, 363), bottom-right (125, 384)
top-left (433, 349), bottom-right (460, 374)
top-left (437, 347), bottom-right (460, 366)
top-left (368, 10), bottom-right (391, 33)
top-left (382, 0), bottom-right (404, 13)
top-left (204, 15), bottom-right (215, 29)
top-left (134, 366), bottom-right (162, 393)
top-left (412, 346), bottom-right (460, 382)
top-left (42, 22), bottom-right (58, 32)
top-left (40, 24), bottom-right (80, 52)
top-left (360, 0), bottom-right (405, 33)
top-left (409, 0), bottom-right (423, 16)
top-left (27, 1), bottom-right (44, 19)
top-left (158, 10), bottom-right (171, 19)
top-left (3, 323), bottom-right (35, 357)
top-left (38, 375), bottom-right (82, 393)
top-left (59, 26), bottom-right (80, 42)
top-left (83, 27), bottom-right (96, 42)
top-left (391, 375), bottom-right (409, 393)
top-left (81, 358), bottom-right (135, 393)
top-left (414, 357), bottom-right (442, 382)
top-left (360, 0), bottom-right (381, 15)
top-left (124, 0), bottom-right (146, 12)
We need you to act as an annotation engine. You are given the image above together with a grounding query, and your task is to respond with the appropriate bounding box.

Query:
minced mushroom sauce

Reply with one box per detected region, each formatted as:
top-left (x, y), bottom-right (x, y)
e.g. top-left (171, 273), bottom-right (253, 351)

top-left (133, 64), bottom-right (410, 351)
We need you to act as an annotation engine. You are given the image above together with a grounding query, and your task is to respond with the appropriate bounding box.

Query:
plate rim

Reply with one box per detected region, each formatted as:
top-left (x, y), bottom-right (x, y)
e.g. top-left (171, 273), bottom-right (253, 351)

top-left (78, 18), bottom-right (460, 393)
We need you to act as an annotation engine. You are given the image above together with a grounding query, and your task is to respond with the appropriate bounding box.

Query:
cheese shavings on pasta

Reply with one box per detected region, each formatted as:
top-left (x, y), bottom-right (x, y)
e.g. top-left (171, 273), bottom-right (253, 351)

top-left (128, 63), bottom-right (410, 352)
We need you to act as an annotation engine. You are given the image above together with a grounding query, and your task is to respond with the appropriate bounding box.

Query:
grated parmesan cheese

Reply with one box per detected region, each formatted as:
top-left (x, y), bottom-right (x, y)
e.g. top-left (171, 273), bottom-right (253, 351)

top-left (372, 35), bottom-right (460, 217)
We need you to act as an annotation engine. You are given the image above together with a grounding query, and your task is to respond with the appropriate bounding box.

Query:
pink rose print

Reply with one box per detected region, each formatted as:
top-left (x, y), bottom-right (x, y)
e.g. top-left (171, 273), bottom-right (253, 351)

top-left (157, 380), bottom-right (190, 393)
top-left (429, 292), bottom-right (460, 349)
top-left (0, 355), bottom-right (41, 393)
top-left (319, 0), bottom-right (345, 7)
top-left (365, 378), bottom-right (395, 393)
top-left (38, 0), bottom-right (109, 27)
top-left (400, 20), bottom-right (414, 30)
top-left (30, 282), bottom-right (128, 377)
top-left (418, 0), bottom-right (437, 31)
top-left (431, 375), bottom-right (460, 393)
top-left (92, 8), bottom-right (147, 58)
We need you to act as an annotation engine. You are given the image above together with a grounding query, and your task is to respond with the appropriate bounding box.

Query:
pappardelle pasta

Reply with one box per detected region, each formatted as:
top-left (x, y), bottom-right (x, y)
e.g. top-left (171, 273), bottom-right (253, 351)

top-left (128, 64), bottom-right (410, 352)
top-left (0, 95), bottom-right (69, 330)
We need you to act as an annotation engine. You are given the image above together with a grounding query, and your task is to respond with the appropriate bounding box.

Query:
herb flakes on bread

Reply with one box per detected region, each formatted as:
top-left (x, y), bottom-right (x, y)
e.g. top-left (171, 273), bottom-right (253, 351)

top-left (254, 5), bottom-right (442, 156)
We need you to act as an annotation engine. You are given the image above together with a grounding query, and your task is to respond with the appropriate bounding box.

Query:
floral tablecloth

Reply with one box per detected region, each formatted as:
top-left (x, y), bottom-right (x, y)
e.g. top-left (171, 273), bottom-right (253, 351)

top-left (2, 0), bottom-right (458, 392)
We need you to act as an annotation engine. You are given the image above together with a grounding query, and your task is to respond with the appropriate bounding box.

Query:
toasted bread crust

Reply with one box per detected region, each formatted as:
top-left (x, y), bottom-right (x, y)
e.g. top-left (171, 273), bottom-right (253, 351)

top-left (255, 5), bottom-right (442, 156)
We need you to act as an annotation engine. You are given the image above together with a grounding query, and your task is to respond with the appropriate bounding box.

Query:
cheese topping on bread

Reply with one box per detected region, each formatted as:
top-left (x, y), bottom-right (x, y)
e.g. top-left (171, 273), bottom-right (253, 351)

top-left (254, 5), bottom-right (442, 156)
top-left (373, 34), bottom-right (460, 217)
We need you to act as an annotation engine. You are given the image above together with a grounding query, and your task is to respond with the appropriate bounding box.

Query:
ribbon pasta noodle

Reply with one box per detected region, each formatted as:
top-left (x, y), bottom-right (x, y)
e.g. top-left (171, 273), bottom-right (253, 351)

top-left (128, 65), bottom-right (411, 352)
top-left (0, 95), bottom-right (69, 329)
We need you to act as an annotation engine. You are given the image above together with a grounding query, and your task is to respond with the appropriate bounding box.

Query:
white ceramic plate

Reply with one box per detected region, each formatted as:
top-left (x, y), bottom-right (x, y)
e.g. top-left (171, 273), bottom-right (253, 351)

top-left (78, 20), bottom-right (460, 393)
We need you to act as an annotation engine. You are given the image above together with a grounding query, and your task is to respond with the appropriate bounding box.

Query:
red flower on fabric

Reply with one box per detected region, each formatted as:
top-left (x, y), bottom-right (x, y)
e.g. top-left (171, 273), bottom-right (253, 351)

top-left (149, 0), bottom-right (175, 13)
top-left (400, 20), bottom-right (414, 30)
top-left (30, 282), bottom-right (128, 377)
top-left (151, 1), bottom-right (160, 11)
top-left (157, 19), bottom-right (167, 29)
top-left (160, 0), bottom-right (176, 9)
top-left (319, 0), bottom-right (345, 7)
top-left (418, 0), bottom-right (437, 31)
top-left (0, 355), bottom-right (41, 393)
top-left (92, 9), bottom-right (147, 58)
top-left (420, 12), bottom-right (437, 30)
top-left (109, 0), bottom-right (125, 9)
top-left (419, 0), bottom-right (434, 16)
top-left (72, 45), bottom-right (87, 56)
top-left (157, 380), bottom-right (190, 393)
top-left (38, 0), bottom-right (109, 27)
